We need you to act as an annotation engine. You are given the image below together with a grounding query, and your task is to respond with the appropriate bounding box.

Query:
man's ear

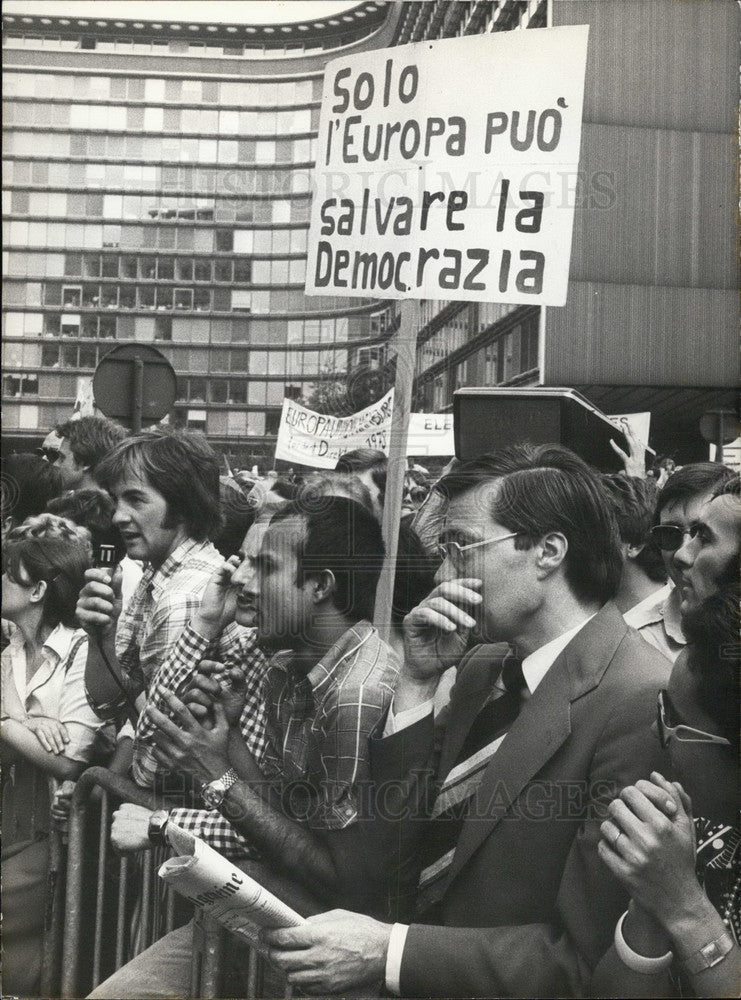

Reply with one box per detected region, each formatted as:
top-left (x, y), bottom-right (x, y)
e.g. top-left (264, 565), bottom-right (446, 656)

top-left (535, 532), bottom-right (568, 579)
top-left (310, 569), bottom-right (336, 604)
top-left (29, 578), bottom-right (47, 605)
top-left (626, 542), bottom-right (645, 560)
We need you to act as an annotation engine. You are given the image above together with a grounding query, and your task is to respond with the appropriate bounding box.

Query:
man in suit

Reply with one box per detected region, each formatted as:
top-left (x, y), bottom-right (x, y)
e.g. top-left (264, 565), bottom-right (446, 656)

top-left (262, 444), bottom-right (672, 997)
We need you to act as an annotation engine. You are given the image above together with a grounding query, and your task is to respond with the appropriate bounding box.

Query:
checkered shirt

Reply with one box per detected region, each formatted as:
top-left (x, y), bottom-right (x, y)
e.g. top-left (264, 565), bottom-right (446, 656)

top-left (260, 620), bottom-right (401, 831)
top-left (115, 538), bottom-right (224, 694)
top-left (163, 622), bottom-right (399, 859)
top-left (132, 619), bottom-right (267, 788)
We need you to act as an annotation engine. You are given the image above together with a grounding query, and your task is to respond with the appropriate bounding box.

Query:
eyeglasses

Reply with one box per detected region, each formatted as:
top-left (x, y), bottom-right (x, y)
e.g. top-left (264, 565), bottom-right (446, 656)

top-left (656, 690), bottom-right (731, 749)
top-left (438, 531), bottom-right (518, 565)
top-left (37, 446), bottom-right (62, 463)
top-left (650, 523), bottom-right (699, 552)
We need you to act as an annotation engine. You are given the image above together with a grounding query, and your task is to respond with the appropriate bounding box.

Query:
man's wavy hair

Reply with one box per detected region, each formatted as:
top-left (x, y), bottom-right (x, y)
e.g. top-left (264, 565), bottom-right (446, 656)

top-left (3, 513), bottom-right (92, 628)
top-left (437, 444), bottom-right (623, 606)
top-left (94, 428), bottom-right (221, 541)
top-left (601, 474), bottom-right (666, 583)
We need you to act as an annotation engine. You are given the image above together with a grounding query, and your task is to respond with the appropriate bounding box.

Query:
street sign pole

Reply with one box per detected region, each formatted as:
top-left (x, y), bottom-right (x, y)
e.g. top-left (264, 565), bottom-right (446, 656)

top-left (132, 357), bottom-right (144, 434)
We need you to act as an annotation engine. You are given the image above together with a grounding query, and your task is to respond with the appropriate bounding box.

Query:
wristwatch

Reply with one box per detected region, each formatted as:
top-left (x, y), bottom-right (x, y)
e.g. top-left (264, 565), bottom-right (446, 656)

top-left (148, 808), bottom-right (171, 846)
top-left (201, 768), bottom-right (239, 809)
top-left (680, 932), bottom-right (734, 975)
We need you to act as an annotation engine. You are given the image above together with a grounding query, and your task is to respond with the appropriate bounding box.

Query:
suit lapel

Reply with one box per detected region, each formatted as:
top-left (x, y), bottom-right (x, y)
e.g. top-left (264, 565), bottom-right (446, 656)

top-left (444, 604), bottom-right (627, 885)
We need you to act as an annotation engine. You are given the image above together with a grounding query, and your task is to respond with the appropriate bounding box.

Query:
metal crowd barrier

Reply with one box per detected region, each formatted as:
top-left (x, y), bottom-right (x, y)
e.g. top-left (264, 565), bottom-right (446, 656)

top-left (57, 765), bottom-right (290, 999)
top-left (60, 767), bottom-right (181, 997)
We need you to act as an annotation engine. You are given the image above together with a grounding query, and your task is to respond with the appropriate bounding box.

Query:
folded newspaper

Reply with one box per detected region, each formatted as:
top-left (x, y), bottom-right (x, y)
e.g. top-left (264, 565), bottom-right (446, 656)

top-left (159, 822), bottom-right (305, 942)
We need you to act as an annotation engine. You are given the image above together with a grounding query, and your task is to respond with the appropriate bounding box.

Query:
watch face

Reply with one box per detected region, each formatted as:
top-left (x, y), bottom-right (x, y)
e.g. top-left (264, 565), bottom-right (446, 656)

top-left (202, 779), bottom-right (225, 809)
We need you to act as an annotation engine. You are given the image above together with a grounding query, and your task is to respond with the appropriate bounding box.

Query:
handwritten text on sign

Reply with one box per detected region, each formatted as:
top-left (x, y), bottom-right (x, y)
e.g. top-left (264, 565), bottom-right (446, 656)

top-left (275, 393), bottom-right (455, 468)
top-left (306, 27), bottom-right (589, 305)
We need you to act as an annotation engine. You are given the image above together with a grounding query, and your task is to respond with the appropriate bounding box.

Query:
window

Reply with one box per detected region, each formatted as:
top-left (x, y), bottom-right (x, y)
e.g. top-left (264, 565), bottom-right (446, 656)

top-left (155, 317), bottom-right (172, 341)
top-left (215, 230), bottom-right (233, 252)
top-left (210, 380), bottom-right (227, 403)
top-left (174, 288), bottom-right (193, 310)
top-left (62, 285), bottom-right (82, 308)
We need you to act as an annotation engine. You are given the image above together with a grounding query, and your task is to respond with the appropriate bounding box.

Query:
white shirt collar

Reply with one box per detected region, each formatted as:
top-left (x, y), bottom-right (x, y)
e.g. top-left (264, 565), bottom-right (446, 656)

top-left (520, 615), bottom-right (597, 694)
top-left (623, 583), bottom-right (672, 629)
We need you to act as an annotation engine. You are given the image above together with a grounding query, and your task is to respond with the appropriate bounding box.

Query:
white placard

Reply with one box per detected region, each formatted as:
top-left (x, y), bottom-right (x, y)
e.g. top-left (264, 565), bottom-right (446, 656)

top-left (306, 26), bottom-right (589, 306)
top-left (275, 393), bottom-right (457, 467)
top-left (606, 412), bottom-right (652, 451)
top-left (407, 413), bottom-right (455, 456)
top-left (275, 390), bottom-right (394, 468)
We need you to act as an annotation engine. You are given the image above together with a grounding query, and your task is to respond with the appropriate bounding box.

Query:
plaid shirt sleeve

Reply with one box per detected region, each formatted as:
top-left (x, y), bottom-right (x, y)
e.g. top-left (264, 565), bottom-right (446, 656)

top-left (133, 621), bottom-right (267, 787)
top-left (167, 807), bottom-right (260, 859)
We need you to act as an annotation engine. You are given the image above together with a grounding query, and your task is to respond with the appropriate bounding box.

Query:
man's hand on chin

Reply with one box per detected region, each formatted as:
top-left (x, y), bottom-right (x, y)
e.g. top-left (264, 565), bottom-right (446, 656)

top-left (261, 909), bottom-right (392, 995)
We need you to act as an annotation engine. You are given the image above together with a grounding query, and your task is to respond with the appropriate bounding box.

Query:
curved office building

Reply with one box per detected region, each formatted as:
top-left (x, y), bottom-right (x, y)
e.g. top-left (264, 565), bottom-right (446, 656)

top-left (2, 1), bottom-right (400, 465)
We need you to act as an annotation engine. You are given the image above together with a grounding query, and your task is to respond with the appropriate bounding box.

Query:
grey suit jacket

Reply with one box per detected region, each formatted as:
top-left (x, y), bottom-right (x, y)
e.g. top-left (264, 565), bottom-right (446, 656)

top-left (372, 602), bottom-right (672, 997)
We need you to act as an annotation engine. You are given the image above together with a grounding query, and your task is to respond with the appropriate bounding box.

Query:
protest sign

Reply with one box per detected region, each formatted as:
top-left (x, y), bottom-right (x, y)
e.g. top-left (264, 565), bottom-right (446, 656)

top-left (606, 412), bottom-right (652, 449)
top-left (407, 412), bottom-right (455, 456)
top-left (275, 391), bottom-right (456, 467)
top-left (306, 26), bottom-right (589, 306)
top-left (275, 390), bottom-right (394, 468)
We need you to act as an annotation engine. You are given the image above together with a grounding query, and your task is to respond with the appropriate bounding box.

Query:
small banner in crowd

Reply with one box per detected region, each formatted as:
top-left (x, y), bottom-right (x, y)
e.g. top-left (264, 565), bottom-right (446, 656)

top-left (306, 26), bottom-right (589, 305)
top-left (275, 391), bottom-right (395, 468)
top-left (275, 393), bottom-right (456, 467)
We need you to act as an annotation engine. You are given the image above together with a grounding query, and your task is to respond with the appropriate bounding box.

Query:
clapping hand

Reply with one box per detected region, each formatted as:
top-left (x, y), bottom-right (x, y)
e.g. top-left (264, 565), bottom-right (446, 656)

top-left (598, 771), bottom-right (701, 928)
top-left (147, 690), bottom-right (230, 787)
top-left (184, 660), bottom-right (248, 729)
top-left (192, 556), bottom-right (241, 638)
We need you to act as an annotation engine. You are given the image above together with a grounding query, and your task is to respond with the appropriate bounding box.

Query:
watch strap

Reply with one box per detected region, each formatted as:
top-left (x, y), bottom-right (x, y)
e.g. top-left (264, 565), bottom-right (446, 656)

top-left (679, 932), bottom-right (734, 975)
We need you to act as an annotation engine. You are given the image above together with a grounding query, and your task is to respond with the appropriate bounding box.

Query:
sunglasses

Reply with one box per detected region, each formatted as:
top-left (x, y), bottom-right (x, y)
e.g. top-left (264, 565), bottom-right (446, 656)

top-left (37, 446), bottom-right (62, 463)
top-left (403, 486), bottom-right (428, 502)
top-left (649, 523), bottom-right (700, 552)
top-left (656, 690), bottom-right (731, 749)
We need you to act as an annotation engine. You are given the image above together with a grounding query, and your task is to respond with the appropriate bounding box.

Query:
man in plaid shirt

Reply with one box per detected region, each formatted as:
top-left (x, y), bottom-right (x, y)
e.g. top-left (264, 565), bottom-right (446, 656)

top-left (94, 496), bottom-right (403, 999)
top-left (116, 496), bottom-right (402, 898)
top-left (76, 429), bottom-right (225, 776)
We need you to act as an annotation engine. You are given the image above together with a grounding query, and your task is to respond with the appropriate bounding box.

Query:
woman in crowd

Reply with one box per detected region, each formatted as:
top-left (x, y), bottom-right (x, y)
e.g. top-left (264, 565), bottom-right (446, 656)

top-left (592, 573), bottom-right (739, 996)
top-left (1, 513), bottom-right (111, 995)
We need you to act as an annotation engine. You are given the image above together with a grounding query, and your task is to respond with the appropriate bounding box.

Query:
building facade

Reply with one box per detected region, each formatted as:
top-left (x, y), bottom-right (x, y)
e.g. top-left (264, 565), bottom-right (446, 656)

top-left (3, 0), bottom-right (737, 464)
top-left (390, 0), bottom-right (738, 460)
top-left (2, 2), bottom-right (401, 465)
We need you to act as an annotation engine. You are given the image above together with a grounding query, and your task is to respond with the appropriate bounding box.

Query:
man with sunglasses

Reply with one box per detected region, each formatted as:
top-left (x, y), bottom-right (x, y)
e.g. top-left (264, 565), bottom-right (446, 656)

top-left (646, 462), bottom-right (735, 662)
top-left (263, 444), bottom-right (672, 998)
top-left (593, 477), bottom-right (739, 996)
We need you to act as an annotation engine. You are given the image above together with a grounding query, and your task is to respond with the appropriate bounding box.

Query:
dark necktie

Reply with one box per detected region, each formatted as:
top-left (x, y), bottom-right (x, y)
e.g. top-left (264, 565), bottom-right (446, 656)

top-left (415, 652), bottom-right (526, 915)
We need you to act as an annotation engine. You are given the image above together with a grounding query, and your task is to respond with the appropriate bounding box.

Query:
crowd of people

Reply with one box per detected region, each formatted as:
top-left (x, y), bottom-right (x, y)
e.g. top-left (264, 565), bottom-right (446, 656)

top-left (1, 414), bottom-right (738, 998)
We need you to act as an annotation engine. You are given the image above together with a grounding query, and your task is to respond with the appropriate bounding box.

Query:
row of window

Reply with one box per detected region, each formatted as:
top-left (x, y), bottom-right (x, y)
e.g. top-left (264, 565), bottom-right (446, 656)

top-left (418, 319), bottom-right (540, 412)
top-left (5, 154), bottom-right (316, 193)
top-left (6, 130), bottom-right (320, 166)
top-left (5, 190), bottom-right (311, 223)
top-left (3, 335), bottom-right (351, 389)
top-left (5, 250), bottom-right (309, 288)
top-left (4, 72), bottom-right (321, 106)
top-left (5, 221), bottom-right (311, 254)
top-left (3, 311), bottom-right (386, 346)
top-left (1, 396), bottom-right (282, 439)
top-left (6, 281), bottom-right (359, 317)
top-left (3, 32), bottom-right (355, 60)
top-left (5, 102), bottom-right (318, 136)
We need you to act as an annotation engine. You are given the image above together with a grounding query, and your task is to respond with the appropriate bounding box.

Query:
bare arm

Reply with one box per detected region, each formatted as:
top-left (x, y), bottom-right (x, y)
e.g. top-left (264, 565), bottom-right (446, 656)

top-left (1, 718), bottom-right (85, 782)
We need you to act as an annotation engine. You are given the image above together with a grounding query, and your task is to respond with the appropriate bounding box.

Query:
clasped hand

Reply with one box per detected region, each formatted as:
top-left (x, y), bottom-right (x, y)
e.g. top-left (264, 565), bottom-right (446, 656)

top-left (147, 690), bottom-right (230, 787)
top-left (598, 771), bottom-right (701, 927)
